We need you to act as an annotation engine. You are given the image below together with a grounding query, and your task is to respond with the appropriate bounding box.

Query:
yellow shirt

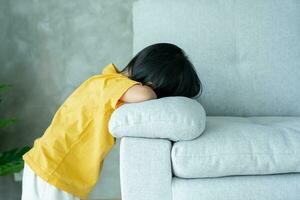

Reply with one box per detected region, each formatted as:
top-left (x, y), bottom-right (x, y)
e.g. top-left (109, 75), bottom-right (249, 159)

top-left (23, 63), bottom-right (142, 199)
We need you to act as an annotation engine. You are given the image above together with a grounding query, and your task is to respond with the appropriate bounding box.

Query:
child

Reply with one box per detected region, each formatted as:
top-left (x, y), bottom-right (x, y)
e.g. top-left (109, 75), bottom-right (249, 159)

top-left (21, 43), bottom-right (202, 200)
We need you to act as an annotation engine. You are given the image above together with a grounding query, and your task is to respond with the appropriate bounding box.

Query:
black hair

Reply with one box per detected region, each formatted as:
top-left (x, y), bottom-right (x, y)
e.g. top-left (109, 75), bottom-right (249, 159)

top-left (120, 43), bottom-right (203, 98)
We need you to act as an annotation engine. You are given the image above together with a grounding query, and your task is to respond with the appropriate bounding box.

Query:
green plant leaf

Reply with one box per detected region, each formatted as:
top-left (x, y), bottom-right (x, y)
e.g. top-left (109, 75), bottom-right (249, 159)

top-left (0, 83), bottom-right (28, 176)
top-left (0, 160), bottom-right (24, 176)
top-left (0, 146), bottom-right (31, 176)
top-left (0, 84), bottom-right (13, 92)
top-left (0, 119), bottom-right (18, 128)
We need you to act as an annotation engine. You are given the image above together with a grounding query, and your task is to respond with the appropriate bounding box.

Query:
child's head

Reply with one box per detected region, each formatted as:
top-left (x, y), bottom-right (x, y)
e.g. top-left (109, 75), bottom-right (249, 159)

top-left (121, 43), bottom-right (203, 98)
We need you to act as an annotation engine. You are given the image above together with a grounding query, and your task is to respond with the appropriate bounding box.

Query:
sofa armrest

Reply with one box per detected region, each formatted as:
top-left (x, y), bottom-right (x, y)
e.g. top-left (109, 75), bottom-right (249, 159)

top-left (108, 96), bottom-right (206, 141)
top-left (120, 137), bottom-right (172, 200)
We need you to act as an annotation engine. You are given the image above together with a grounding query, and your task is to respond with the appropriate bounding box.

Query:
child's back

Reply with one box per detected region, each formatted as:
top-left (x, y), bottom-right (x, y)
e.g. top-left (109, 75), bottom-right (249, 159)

top-left (22, 63), bottom-right (149, 199)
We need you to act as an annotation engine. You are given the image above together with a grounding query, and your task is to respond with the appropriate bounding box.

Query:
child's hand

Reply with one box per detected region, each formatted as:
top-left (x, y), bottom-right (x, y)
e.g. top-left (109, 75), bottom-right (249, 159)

top-left (120, 84), bottom-right (157, 103)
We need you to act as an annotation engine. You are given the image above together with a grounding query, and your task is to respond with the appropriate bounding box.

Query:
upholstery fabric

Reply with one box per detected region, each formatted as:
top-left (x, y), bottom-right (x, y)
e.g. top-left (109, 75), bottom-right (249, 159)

top-left (109, 96), bottom-right (206, 141)
top-left (133, 0), bottom-right (300, 116)
top-left (172, 116), bottom-right (300, 178)
top-left (119, 0), bottom-right (300, 199)
top-left (120, 137), bottom-right (172, 200)
top-left (172, 174), bottom-right (300, 200)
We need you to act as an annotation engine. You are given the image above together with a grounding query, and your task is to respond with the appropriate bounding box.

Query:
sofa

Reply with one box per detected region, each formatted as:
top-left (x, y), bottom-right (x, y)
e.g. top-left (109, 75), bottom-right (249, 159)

top-left (108, 0), bottom-right (300, 199)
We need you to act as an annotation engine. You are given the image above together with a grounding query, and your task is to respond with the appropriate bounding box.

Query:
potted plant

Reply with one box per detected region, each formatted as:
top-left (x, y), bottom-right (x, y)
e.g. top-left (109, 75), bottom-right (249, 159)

top-left (0, 84), bottom-right (30, 178)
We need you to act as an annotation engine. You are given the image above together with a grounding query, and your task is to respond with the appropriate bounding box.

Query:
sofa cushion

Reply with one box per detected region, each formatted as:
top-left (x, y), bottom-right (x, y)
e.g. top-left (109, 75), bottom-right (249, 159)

top-left (172, 174), bottom-right (300, 200)
top-left (171, 116), bottom-right (300, 178)
top-left (133, 0), bottom-right (300, 116)
top-left (109, 96), bottom-right (206, 141)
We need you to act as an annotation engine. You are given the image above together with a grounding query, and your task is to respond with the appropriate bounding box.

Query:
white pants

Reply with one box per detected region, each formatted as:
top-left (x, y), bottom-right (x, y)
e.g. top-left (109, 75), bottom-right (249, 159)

top-left (21, 162), bottom-right (81, 200)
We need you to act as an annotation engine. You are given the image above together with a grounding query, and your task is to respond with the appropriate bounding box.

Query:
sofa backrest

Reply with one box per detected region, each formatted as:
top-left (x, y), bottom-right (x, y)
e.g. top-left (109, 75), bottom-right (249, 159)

top-left (132, 0), bottom-right (300, 116)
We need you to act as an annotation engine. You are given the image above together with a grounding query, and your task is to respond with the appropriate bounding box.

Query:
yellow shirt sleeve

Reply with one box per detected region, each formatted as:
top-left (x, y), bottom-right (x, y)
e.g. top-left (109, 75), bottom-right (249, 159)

top-left (103, 75), bottom-right (142, 109)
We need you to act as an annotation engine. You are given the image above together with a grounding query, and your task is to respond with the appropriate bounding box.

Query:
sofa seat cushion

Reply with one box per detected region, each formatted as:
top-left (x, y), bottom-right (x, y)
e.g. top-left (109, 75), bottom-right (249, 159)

top-left (171, 116), bottom-right (300, 178)
top-left (172, 174), bottom-right (300, 200)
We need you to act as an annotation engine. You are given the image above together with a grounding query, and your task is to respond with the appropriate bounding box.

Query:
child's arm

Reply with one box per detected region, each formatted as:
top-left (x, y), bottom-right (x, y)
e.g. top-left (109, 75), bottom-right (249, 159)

top-left (120, 85), bottom-right (157, 103)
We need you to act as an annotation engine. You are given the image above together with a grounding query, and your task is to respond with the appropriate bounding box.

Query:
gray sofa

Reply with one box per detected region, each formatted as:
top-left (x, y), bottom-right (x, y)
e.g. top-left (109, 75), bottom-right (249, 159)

top-left (108, 0), bottom-right (300, 199)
